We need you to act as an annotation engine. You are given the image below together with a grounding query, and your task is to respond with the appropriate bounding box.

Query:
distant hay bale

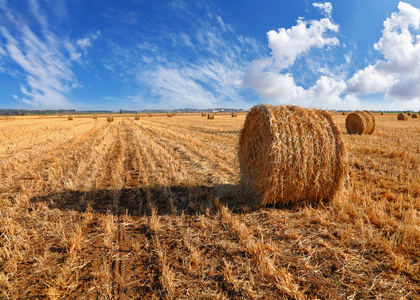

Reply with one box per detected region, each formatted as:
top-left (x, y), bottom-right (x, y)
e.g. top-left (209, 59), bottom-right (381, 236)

top-left (412, 113), bottom-right (418, 118)
top-left (93, 116), bottom-right (98, 119)
top-left (201, 112), bottom-right (206, 117)
top-left (342, 112), bottom-right (346, 115)
top-left (238, 104), bottom-right (347, 206)
top-left (135, 114), bottom-right (140, 120)
top-left (398, 113), bottom-right (408, 121)
top-left (345, 111), bottom-right (375, 135)
top-left (148, 114), bottom-right (152, 117)
top-left (107, 115), bottom-right (114, 122)
top-left (407, 112), bottom-right (411, 116)
top-left (381, 112), bottom-right (384, 115)
top-left (231, 112), bottom-right (238, 117)
top-left (68, 115), bottom-right (73, 121)
top-left (207, 113), bottom-right (215, 119)
top-left (167, 113), bottom-right (172, 117)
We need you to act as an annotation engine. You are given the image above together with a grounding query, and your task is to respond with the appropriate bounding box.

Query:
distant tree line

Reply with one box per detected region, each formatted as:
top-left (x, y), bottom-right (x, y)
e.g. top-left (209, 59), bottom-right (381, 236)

top-left (0, 109), bottom-right (115, 116)
top-left (0, 109), bottom-right (76, 116)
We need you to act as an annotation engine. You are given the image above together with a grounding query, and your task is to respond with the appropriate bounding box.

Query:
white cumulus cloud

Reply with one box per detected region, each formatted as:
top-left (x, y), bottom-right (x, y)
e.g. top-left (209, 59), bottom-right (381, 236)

top-left (267, 17), bottom-right (339, 70)
top-left (346, 1), bottom-right (420, 104)
top-left (242, 3), bottom-right (349, 109)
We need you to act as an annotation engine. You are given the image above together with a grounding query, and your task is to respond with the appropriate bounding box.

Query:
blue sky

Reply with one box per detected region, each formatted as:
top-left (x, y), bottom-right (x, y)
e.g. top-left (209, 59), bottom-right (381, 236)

top-left (1, 0), bottom-right (420, 111)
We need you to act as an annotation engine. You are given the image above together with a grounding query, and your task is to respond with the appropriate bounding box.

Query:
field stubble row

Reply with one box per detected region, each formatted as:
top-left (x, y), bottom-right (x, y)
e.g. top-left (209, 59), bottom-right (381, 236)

top-left (0, 113), bottom-right (420, 299)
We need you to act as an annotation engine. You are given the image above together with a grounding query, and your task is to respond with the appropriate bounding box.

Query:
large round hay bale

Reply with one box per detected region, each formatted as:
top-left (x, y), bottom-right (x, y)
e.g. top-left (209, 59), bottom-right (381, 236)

top-left (135, 114), bottom-right (140, 120)
top-left (201, 112), bottom-right (206, 117)
top-left (381, 112), bottom-right (384, 115)
top-left (107, 115), bottom-right (114, 122)
top-left (407, 112), bottom-right (411, 116)
top-left (397, 113), bottom-right (408, 121)
top-left (345, 111), bottom-right (375, 135)
top-left (411, 113), bottom-right (418, 118)
top-left (207, 113), bottom-right (215, 119)
top-left (238, 104), bottom-right (347, 206)
top-left (68, 115), bottom-right (74, 121)
top-left (231, 112), bottom-right (238, 117)
top-left (167, 113), bottom-right (172, 117)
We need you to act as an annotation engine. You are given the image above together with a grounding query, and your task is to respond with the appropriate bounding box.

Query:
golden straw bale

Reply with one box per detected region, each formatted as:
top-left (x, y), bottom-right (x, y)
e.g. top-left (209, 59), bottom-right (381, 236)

top-left (201, 112), bottom-right (206, 117)
top-left (148, 113), bottom-right (152, 117)
top-left (68, 115), bottom-right (74, 121)
top-left (381, 112), bottom-right (384, 115)
top-left (135, 114), bottom-right (140, 120)
top-left (238, 104), bottom-right (347, 206)
top-left (207, 113), bottom-right (215, 119)
top-left (345, 110), bottom-right (375, 135)
top-left (93, 116), bottom-right (98, 119)
top-left (167, 113), bottom-right (172, 117)
top-left (397, 113), bottom-right (408, 120)
top-left (232, 112), bottom-right (238, 117)
top-left (407, 112), bottom-right (411, 116)
top-left (107, 115), bottom-right (114, 122)
top-left (412, 113), bottom-right (418, 118)
top-left (342, 112), bottom-right (346, 115)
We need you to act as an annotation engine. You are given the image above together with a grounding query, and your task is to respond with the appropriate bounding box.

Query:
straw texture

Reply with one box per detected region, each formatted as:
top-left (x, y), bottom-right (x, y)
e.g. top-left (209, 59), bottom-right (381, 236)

top-left (238, 104), bottom-right (347, 206)
top-left (398, 113), bottom-right (408, 121)
top-left (345, 111), bottom-right (375, 135)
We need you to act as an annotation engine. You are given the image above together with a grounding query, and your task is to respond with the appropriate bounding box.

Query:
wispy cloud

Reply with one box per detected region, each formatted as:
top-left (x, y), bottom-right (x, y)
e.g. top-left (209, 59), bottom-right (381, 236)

top-left (77, 31), bottom-right (101, 49)
top-left (105, 2), bottom-right (263, 109)
top-left (0, 0), bottom-right (78, 108)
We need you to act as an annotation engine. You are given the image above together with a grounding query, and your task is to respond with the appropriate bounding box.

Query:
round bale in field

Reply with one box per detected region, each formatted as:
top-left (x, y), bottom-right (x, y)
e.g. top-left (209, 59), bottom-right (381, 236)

top-left (345, 111), bottom-right (375, 135)
top-left (135, 114), bottom-right (140, 120)
top-left (232, 112), bottom-right (238, 117)
top-left (207, 113), bottom-right (215, 119)
top-left (398, 113), bottom-right (408, 121)
top-left (412, 113), bottom-right (418, 118)
top-left (107, 115), bottom-right (114, 122)
top-left (68, 115), bottom-right (74, 121)
top-left (238, 104), bottom-right (347, 206)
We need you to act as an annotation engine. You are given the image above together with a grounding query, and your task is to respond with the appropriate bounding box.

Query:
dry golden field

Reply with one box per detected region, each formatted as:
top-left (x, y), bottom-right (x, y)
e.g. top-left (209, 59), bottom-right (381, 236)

top-left (1, 112), bottom-right (420, 299)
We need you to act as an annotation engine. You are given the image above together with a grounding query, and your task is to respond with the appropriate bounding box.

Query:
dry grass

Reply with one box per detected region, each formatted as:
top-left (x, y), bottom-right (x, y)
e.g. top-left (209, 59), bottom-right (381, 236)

top-left (1, 112), bottom-right (420, 299)
top-left (238, 104), bottom-right (347, 206)
top-left (345, 110), bottom-right (375, 134)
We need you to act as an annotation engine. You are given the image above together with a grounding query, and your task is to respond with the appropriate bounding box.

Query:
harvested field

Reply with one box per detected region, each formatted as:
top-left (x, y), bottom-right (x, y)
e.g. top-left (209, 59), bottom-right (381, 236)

top-left (1, 113), bottom-right (420, 299)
